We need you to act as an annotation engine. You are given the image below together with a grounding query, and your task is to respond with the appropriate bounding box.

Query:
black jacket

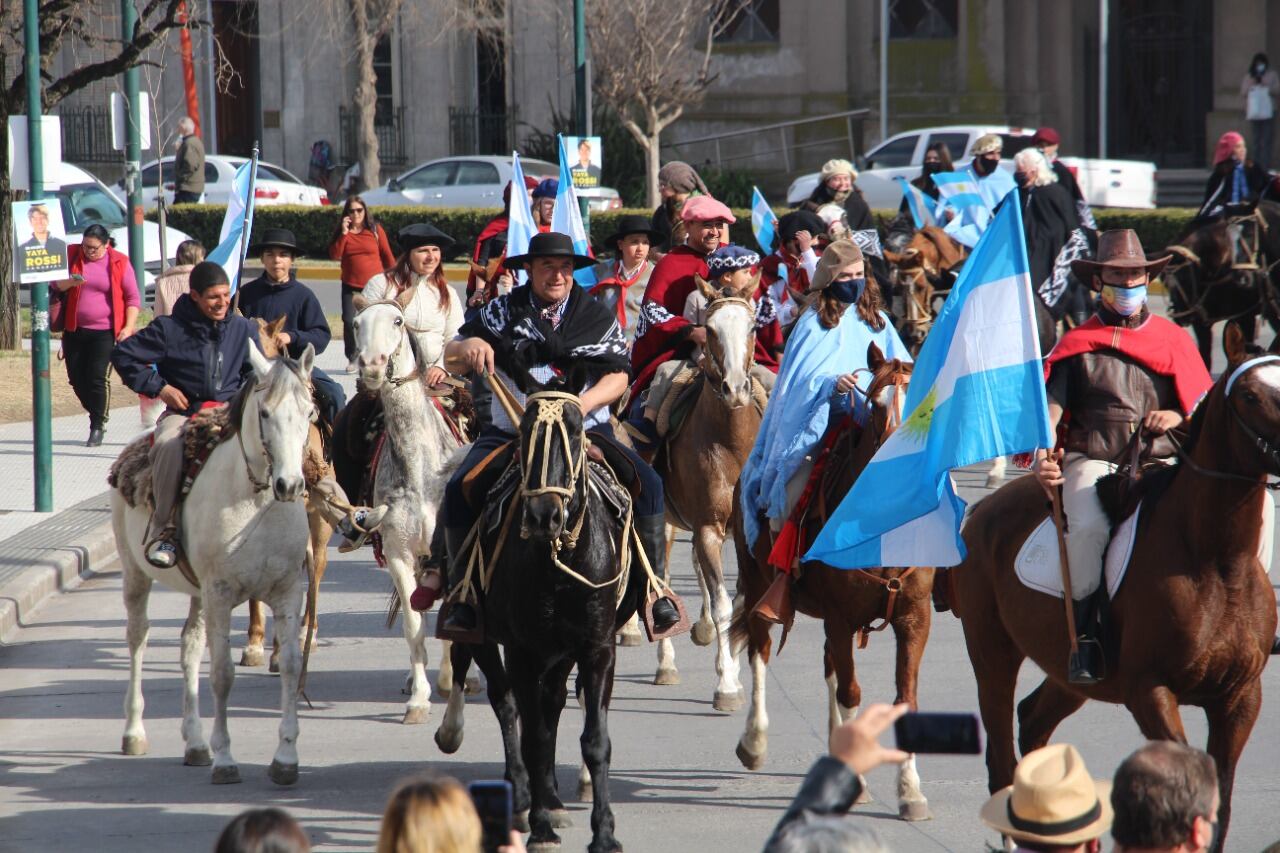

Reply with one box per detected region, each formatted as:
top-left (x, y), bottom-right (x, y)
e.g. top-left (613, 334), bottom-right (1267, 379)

top-left (763, 757), bottom-right (865, 851)
top-left (236, 273), bottom-right (331, 358)
top-left (801, 184), bottom-right (875, 232)
top-left (1201, 160), bottom-right (1272, 215)
top-left (1017, 181), bottom-right (1079, 289)
top-left (112, 294), bottom-right (259, 415)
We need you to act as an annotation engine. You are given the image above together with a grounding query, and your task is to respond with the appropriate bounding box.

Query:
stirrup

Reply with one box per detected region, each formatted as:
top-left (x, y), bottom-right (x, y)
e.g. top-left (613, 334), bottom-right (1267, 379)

top-left (1067, 638), bottom-right (1104, 685)
top-left (145, 536), bottom-right (179, 569)
top-left (436, 597), bottom-right (484, 644)
top-left (337, 505), bottom-right (387, 553)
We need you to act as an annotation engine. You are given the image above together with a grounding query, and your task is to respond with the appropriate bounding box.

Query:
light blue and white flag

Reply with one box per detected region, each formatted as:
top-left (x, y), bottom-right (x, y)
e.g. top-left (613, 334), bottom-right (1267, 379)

top-left (804, 197), bottom-right (1053, 569)
top-left (206, 158), bottom-right (258, 295)
top-left (552, 134), bottom-right (596, 286)
top-left (931, 171), bottom-right (991, 248)
top-left (506, 152), bottom-right (538, 286)
top-left (751, 186), bottom-right (777, 253)
top-left (895, 177), bottom-right (937, 229)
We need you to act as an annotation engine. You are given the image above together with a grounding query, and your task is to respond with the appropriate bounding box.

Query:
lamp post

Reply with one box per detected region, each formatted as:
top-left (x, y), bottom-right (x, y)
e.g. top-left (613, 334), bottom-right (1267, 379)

top-left (122, 0), bottom-right (147, 288)
top-left (573, 0), bottom-right (590, 230)
top-left (25, 0), bottom-right (52, 512)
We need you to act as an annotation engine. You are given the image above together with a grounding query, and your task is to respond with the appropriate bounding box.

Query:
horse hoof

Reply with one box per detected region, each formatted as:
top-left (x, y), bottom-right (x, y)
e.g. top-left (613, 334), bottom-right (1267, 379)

top-left (268, 760), bottom-right (299, 786)
top-left (513, 811), bottom-right (531, 833)
top-left (464, 676), bottom-right (483, 695)
top-left (184, 746), bottom-right (212, 766)
top-left (690, 619), bottom-right (715, 647)
top-left (713, 689), bottom-right (745, 713)
top-left (616, 630), bottom-right (642, 647)
top-left (403, 705), bottom-right (430, 725)
top-left (899, 800), bottom-right (931, 822)
top-left (268, 658), bottom-right (280, 675)
top-left (121, 735), bottom-right (148, 756)
top-left (653, 667), bottom-right (680, 686)
top-left (434, 727), bottom-right (463, 755)
top-left (239, 648), bottom-right (265, 667)
top-left (211, 765), bottom-right (242, 785)
top-left (549, 809), bottom-right (572, 829)
top-left (735, 740), bottom-right (765, 770)
top-left (528, 839), bottom-right (561, 852)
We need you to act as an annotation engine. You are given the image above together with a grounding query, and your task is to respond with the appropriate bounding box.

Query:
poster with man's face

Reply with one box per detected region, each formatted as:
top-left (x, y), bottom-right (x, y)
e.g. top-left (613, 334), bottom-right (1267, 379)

top-left (12, 200), bottom-right (69, 283)
top-left (566, 136), bottom-right (603, 190)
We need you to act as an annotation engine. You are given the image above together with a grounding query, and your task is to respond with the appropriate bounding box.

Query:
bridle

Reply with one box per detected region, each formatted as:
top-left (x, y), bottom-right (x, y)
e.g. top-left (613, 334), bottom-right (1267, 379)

top-left (236, 361), bottom-right (314, 495)
top-left (1172, 355), bottom-right (1280, 490)
top-left (849, 363), bottom-right (911, 437)
top-left (520, 391), bottom-right (590, 553)
top-left (353, 299), bottom-right (423, 388)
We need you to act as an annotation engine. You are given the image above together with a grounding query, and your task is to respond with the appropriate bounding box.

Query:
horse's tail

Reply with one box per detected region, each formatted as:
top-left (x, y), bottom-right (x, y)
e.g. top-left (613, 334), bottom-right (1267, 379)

top-left (728, 594), bottom-right (750, 656)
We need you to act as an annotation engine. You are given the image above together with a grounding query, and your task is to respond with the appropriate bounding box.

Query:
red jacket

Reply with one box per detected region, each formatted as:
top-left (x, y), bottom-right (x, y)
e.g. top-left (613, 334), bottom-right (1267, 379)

top-left (65, 244), bottom-right (130, 335)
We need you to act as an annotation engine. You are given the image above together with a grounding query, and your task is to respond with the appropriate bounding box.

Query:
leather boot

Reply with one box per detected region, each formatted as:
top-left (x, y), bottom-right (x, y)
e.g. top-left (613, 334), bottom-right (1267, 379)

top-left (751, 571), bottom-right (793, 627)
top-left (1067, 594), bottom-right (1104, 685)
top-left (440, 525), bottom-right (479, 635)
top-left (635, 514), bottom-right (680, 633)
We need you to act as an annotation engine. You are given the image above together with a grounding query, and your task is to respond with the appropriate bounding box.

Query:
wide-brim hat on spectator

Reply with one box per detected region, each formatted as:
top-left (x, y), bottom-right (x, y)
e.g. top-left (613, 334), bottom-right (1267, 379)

top-left (503, 231), bottom-right (595, 270)
top-left (1070, 229), bottom-right (1170, 286)
top-left (398, 222), bottom-right (455, 252)
top-left (970, 133), bottom-right (1004, 156)
top-left (706, 244), bottom-right (760, 277)
top-left (604, 215), bottom-right (665, 249)
top-left (809, 239), bottom-right (864, 292)
top-left (778, 210), bottom-right (827, 243)
top-left (680, 195), bottom-right (736, 224)
top-left (979, 744), bottom-right (1112, 847)
top-left (249, 227), bottom-right (298, 255)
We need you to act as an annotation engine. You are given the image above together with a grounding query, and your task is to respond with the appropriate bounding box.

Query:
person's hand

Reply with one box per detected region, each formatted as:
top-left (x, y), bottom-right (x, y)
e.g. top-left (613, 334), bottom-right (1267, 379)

top-left (273, 332), bottom-right (292, 351)
top-left (835, 373), bottom-right (860, 395)
top-left (498, 830), bottom-right (527, 853)
top-left (158, 384), bottom-right (189, 412)
top-left (494, 272), bottom-right (514, 295)
top-left (116, 324), bottom-right (135, 343)
top-left (1032, 448), bottom-right (1064, 498)
top-left (686, 326), bottom-right (708, 347)
top-left (468, 290), bottom-right (487, 307)
top-left (794, 230), bottom-right (814, 253)
top-left (424, 365), bottom-right (449, 387)
top-left (341, 216), bottom-right (352, 235)
top-left (457, 338), bottom-right (495, 375)
top-left (57, 277), bottom-right (83, 292)
top-left (1142, 409), bottom-right (1183, 436)
top-left (830, 702), bottom-right (911, 776)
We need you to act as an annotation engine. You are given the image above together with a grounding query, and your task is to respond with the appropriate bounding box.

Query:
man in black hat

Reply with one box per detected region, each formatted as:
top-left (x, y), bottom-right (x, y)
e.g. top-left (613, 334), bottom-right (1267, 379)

top-left (760, 210), bottom-right (824, 329)
top-left (238, 228), bottom-right (346, 425)
top-left (438, 231), bottom-right (683, 637)
top-left (589, 215), bottom-right (662, 333)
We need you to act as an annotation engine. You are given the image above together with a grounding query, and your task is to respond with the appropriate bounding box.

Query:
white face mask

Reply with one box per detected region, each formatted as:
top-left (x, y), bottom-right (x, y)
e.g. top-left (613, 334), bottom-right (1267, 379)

top-left (1257, 62), bottom-right (1268, 74)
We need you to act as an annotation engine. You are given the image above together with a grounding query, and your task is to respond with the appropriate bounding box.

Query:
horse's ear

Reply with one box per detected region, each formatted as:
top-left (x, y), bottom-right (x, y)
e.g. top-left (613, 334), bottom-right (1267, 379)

top-left (867, 341), bottom-right (886, 371)
top-left (269, 315), bottom-right (287, 337)
top-left (1224, 321), bottom-right (1248, 365)
top-left (296, 342), bottom-right (315, 376)
top-left (395, 283), bottom-right (417, 309)
top-left (352, 293), bottom-right (369, 313)
top-left (247, 338), bottom-right (272, 378)
top-left (694, 273), bottom-right (718, 303)
top-left (883, 250), bottom-right (902, 264)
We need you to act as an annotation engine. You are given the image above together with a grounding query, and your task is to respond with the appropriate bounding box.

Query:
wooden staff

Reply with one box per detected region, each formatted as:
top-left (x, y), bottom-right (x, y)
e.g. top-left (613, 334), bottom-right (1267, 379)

top-left (445, 353), bottom-right (524, 424)
top-left (1050, 485), bottom-right (1079, 654)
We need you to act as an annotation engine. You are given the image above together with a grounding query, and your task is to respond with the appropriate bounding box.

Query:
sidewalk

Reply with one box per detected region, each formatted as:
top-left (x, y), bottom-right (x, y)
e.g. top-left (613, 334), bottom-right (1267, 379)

top-left (0, 343), bottom-right (357, 643)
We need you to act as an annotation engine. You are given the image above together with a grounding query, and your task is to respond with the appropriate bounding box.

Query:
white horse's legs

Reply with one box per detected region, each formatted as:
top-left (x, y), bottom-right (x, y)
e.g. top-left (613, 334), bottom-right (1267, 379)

top-left (179, 597), bottom-right (211, 766)
top-left (695, 528), bottom-right (742, 711)
top-left (617, 612), bottom-right (643, 646)
top-left (986, 456), bottom-right (1007, 489)
top-left (121, 556), bottom-right (152, 757)
top-left (267, 585), bottom-right (304, 785)
top-left (825, 688), bottom-right (873, 804)
top-left (436, 639), bottom-right (455, 696)
top-left (735, 648), bottom-right (769, 770)
top-left (654, 525), bottom-right (680, 685)
top-left (690, 543), bottom-right (715, 647)
top-left (386, 549), bottom-right (431, 723)
top-left (897, 754), bottom-right (930, 821)
top-left (204, 593), bottom-right (240, 784)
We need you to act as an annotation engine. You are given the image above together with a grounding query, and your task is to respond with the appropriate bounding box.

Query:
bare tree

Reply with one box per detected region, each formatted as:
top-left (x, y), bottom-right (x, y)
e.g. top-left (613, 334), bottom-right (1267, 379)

top-left (0, 0), bottom-right (199, 350)
top-left (588, 0), bottom-right (748, 207)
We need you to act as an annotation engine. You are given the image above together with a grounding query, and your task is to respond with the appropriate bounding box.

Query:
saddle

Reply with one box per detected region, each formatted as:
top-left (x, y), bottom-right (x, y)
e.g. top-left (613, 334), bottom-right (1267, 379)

top-left (653, 366), bottom-right (769, 474)
top-left (107, 407), bottom-right (244, 512)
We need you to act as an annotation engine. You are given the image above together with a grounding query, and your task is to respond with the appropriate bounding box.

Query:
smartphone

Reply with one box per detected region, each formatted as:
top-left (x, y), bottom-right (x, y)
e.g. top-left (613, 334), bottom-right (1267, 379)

top-left (70, 274), bottom-right (85, 282)
top-left (894, 712), bottom-right (983, 754)
top-left (469, 780), bottom-right (513, 853)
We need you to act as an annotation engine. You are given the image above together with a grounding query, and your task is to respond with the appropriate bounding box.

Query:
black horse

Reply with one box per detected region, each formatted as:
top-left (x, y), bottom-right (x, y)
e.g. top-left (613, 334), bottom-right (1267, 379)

top-left (435, 375), bottom-right (647, 853)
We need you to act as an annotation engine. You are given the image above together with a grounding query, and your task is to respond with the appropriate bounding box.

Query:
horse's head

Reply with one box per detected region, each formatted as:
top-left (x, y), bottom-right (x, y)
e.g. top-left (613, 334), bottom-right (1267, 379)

top-left (863, 341), bottom-right (914, 441)
top-left (1217, 322), bottom-right (1280, 478)
top-left (351, 285), bottom-right (417, 390)
top-left (244, 340), bottom-right (317, 502)
top-left (519, 371), bottom-right (589, 544)
top-left (696, 273), bottom-right (758, 409)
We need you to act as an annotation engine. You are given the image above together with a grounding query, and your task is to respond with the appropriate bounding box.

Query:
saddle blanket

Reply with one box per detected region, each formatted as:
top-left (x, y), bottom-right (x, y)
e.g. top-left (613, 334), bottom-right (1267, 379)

top-left (1014, 495), bottom-right (1276, 600)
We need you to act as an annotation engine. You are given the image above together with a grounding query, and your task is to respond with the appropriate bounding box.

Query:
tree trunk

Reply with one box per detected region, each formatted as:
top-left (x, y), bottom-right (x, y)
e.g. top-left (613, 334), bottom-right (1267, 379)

top-left (352, 0), bottom-right (381, 193)
top-left (0, 95), bottom-right (19, 351)
top-left (644, 131), bottom-right (661, 209)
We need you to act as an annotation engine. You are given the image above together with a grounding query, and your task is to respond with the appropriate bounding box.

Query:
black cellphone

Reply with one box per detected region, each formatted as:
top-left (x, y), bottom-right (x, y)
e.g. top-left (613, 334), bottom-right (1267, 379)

top-left (469, 780), bottom-right (513, 852)
top-left (894, 712), bottom-right (983, 754)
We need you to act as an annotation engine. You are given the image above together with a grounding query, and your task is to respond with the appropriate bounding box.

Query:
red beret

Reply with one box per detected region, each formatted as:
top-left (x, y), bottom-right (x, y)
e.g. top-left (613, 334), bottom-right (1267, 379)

top-left (1032, 127), bottom-right (1061, 146)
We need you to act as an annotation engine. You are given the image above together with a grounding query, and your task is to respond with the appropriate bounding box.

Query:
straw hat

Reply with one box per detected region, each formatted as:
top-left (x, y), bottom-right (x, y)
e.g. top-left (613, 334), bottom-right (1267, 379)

top-left (979, 744), bottom-right (1113, 846)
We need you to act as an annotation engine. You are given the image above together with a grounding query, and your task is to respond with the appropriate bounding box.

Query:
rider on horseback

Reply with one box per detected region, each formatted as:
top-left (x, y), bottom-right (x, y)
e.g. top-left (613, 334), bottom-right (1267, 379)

top-left (438, 231), bottom-right (684, 637)
top-left (760, 211), bottom-right (826, 330)
top-left (1032, 230), bottom-right (1213, 685)
top-left (111, 262), bottom-right (386, 569)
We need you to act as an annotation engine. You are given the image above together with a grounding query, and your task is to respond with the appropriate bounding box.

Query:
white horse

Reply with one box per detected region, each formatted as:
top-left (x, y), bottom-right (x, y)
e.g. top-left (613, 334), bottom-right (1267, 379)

top-left (352, 287), bottom-right (468, 724)
top-left (113, 342), bottom-right (315, 785)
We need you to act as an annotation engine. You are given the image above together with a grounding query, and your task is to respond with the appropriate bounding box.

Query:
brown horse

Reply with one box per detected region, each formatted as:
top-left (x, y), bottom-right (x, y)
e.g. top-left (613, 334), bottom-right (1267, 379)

top-left (729, 344), bottom-right (935, 821)
top-left (950, 323), bottom-right (1278, 847)
top-left (649, 274), bottom-right (765, 709)
top-left (884, 225), bottom-right (967, 354)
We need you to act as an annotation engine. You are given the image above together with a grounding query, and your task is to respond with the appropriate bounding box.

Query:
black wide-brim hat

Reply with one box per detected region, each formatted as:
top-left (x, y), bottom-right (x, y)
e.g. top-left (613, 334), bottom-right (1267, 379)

top-left (398, 222), bottom-right (456, 252)
top-left (504, 231), bottom-right (595, 270)
top-left (248, 227), bottom-right (298, 255)
top-left (604, 215), bottom-right (664, 250)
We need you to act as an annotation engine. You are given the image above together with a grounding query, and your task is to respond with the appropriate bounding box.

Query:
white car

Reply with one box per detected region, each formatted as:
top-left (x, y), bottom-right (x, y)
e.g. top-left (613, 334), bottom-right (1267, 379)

top-left (122, 155), bottom-right (330, 207)
top-left (362, 155), bottom-right (624, 212)
top-left (20, 162), bottom-right (195, 307)
top-left (786, 125), bottom-right (1157, 211)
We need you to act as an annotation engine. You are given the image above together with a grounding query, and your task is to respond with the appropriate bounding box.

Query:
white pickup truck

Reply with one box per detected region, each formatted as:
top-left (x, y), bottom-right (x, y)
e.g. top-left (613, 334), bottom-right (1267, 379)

top-left (786, 125), bottom-right (1157, 211)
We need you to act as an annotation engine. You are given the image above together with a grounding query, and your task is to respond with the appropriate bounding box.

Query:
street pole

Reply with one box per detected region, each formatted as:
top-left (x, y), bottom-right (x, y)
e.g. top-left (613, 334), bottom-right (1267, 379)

top-left (122, 0), bottom-right (147, 288)
top-left (879, 0), bottom-right (889, 143)
top-left (24, 0), bottom-right (52, 512)
top-left (573, 0), bottom-right (590, 231)
top-left (1098, 0), bottom-right (1108, 159)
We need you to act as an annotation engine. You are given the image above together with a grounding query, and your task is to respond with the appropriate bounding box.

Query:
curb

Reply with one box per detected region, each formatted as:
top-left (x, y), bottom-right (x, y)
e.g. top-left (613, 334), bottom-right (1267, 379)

top-left (0, 517), bottom-right (118, 645)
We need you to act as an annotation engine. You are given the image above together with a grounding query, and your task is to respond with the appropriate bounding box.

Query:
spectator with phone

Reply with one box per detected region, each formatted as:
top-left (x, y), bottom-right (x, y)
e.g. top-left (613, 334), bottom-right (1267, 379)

top-left (377, 777), bottom-right (525, 853)
top-left (980, 743), bottom-right (1112, 852)
top-left (1242, 52), bottom-right (1280, 170)
top-left (328, 194), bottom-right (396, 372)
top-left (214, 807), bottom-right (310, 853)
top-left (1110, 742), bottom-right (1219, 853)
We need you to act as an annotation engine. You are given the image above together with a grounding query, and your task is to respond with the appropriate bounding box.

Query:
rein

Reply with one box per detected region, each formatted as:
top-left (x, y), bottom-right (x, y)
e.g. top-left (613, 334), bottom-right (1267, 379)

top-left (1170, 355), bottom-right (1280, 491)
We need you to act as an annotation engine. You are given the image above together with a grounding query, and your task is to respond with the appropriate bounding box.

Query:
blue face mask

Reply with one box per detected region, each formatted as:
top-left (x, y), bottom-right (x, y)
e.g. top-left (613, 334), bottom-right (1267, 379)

top-left (1101, 284), bottom-right (1147, 317)
top-left (829, 277), bottom-right (865, 304)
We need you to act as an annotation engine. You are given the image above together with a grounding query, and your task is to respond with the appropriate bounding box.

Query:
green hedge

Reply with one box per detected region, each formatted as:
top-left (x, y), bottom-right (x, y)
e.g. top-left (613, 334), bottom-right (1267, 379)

top-left (153, 204), bottom-right (1201, 260)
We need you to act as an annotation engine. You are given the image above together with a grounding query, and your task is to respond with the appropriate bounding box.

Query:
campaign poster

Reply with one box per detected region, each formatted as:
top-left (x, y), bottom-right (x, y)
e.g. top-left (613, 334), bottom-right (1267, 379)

top-left (566, 136), bottom-right (603, 190)
top-left (12, 199), bottom-right (69, 283)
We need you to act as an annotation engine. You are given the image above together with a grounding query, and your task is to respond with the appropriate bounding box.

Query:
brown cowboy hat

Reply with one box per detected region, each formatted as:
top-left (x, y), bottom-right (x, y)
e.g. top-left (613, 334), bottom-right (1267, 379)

top-left (1071, 229), bottom-right (1171, 287)
top-left (979, 744), bottom-right (1113, 847)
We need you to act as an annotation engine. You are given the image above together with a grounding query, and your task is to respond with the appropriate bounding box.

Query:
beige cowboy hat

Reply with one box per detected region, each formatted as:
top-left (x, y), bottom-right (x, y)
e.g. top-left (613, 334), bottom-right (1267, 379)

top-left (979, 744), bottom-right (1113, 846)
top-left (809, 239), bottom-right (864, 292)
top-left (1071, 229), bottom-right (1172, 287)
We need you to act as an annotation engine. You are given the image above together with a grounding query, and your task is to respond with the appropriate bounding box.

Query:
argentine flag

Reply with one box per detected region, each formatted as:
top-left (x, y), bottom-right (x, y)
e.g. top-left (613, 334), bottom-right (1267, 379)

top-left (804, 197), bottom-right (1053, 569)
top-left (552, 134), bottom-right (596, 285)
top-left (895, 177), bottom-right (937, 229)
top-left (932, 171), bottom-right (990, 248)
top-left (751, 186), bottom-right (777, 253)
top-left (206, 158), bottom-right (258, 295)
top-left (506, 152), bottom-right (537, 286)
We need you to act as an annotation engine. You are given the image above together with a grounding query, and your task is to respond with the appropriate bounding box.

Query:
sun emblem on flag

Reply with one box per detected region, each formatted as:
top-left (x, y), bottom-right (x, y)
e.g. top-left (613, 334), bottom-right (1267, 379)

top-left (900, 386), bottom-right (937, 442)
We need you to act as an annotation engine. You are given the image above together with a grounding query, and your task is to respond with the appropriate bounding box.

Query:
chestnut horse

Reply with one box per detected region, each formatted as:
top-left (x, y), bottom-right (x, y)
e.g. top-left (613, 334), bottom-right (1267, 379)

top-left (729, 344), bottom-right (935, 821)
top-left (951, 324), bottom-right (1278, 846)
top-left (884, 225), bottom-right (967, 355)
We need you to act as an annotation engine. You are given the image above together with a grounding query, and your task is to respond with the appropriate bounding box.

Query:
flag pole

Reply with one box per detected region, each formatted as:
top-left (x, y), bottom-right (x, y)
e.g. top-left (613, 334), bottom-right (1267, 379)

top-left (232, 142), bottom-right (259, 313)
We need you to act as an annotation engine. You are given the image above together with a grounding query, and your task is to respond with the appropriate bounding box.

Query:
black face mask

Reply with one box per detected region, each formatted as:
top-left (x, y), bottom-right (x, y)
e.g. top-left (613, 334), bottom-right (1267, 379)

top-left (973, 156), bottom-right (998, 176)
top-left (1014, 172), bottom-right (1030, 188)
top-left (828, 277), bottom-right (865, 304)
top-left (922, 162), bottom-right (942, 175)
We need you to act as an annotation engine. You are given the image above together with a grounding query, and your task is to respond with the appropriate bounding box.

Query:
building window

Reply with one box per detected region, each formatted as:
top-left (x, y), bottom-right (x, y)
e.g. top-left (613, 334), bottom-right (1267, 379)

top-left (717, 0), bottom-right (780, 44)
top-left (373, 35), bottom-right (395, 124)
top-left (890, 0), bottom-right (958, 39)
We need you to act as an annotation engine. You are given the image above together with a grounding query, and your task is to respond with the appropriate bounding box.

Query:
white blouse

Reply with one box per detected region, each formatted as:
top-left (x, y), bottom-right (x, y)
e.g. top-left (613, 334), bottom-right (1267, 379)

top-left (362, 272), bottom-right (464, 368)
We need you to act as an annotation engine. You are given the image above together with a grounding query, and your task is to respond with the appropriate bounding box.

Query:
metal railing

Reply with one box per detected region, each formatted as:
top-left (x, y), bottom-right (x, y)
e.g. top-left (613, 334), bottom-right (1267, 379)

top-left (661, 108), bottom-right (871, 173)
top-left (449, 107), bottom-right (518, 156)
top-left (60, 106), bottom-right (116, 164)
top-left (339, 105), bottom-right (407, 169)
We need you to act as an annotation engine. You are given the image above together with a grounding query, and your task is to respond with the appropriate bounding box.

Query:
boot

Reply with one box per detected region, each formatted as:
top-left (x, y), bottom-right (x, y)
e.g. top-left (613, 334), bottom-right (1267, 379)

top-left (751, 571), bottom-right (793, 627)
top-left (624, 418), bottom-right (660, 466)
top-left (439, 525), bottom-right (479, 635)
top-left (635, 514), bottom-right (680, 633)
top-left (1067, 595), bottom-right (1104, 685)
top-left (336, 504), bottom-right (389, 553)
